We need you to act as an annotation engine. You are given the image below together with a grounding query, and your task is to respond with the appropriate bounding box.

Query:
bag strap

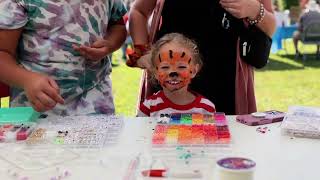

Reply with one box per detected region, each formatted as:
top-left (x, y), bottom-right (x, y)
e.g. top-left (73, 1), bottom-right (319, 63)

top-left (148, 0), bottom-right (165, 44)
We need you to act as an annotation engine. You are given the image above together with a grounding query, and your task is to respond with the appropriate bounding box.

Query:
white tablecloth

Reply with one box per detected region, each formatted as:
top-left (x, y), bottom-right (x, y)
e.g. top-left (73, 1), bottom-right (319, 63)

top-left (0, 116), bottom-right (319, 180)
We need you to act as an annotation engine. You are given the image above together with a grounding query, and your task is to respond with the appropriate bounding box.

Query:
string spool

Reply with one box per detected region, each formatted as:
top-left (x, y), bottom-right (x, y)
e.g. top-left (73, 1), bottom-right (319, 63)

top-left (215, 157), bottom-right (256, 180)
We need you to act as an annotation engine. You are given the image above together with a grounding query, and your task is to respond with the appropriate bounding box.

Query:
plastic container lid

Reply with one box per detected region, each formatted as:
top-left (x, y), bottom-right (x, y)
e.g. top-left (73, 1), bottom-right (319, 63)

top-left (251, 112), bottom-right (266, 118)
top-left (216, 157), bottom-right (256, 172)
top-left (0, 107), bottom-right (40, 123)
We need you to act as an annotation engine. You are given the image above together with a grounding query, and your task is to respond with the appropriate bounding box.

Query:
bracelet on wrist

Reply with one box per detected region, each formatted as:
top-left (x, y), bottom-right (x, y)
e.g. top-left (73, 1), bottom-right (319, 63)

top-left (246, 2), bottom-right (265, 25)
top-left (126, 52), bottom-right (140, 67)
top-left (126, 44), bottom-right (150, 67)
top-left (133, 44), bottom-right (150, 56)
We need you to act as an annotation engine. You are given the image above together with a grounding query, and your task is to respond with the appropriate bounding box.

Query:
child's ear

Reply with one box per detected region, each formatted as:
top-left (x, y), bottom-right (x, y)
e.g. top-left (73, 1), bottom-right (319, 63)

top-left (191, 64), bottom-right (200, 78)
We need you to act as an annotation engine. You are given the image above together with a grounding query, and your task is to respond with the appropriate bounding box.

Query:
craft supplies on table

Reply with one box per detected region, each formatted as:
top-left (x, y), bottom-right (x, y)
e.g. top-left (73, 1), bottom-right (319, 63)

top-left (151, 113), bottom-right (232, 160)
top-left (0, 96), bottom-right (9, 108)
top-left (31, 115), bottom-right (124, 148)
top-left (123, 153), bottom-right (141, 180)
top-left (236, 110), bottom-right (285, 126)
top-left (215, 157), bottom-right (256, 180)
top-left (0, 107), bottom-right (39, 142)
top-left (138, 155), bottom-right (216, 180)
top-left (0, 144), bottom-right (79, 171)
top-left (142, 169), bottom-right (203, 178)
top-left (0, 107), bottom-right (40, 123)
top-left (281, 106), bottom-right (320, 138)
top-left (152, 113), bottom-right (231, 146)
top-left (0, 123), bottom-right (37, 142)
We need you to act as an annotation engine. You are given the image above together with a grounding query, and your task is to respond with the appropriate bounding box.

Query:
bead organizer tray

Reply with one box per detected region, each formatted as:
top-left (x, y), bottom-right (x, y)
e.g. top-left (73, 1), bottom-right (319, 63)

top-left (0, 107), bottom-right (40, 123)
top-left (0, 123), bottom-right (37, 142)
top-left (152, 113), bottom-right (231, 147)
top-left (282, 106), bottom-right (320, 138)
top-left (30, 115), bottom-right (124, 148)
top-left (0, 107), bottom-right (39, 143)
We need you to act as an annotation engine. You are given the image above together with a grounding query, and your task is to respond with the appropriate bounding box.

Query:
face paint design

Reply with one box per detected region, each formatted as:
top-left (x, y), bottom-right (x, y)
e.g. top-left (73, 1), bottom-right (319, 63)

top-left (156, 49), bottom-right (195, 92)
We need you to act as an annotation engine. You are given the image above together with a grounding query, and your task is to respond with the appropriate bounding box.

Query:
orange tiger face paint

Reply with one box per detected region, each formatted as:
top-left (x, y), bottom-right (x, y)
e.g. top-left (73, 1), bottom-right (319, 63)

top-left (155, 49), bottom-right (195, 92)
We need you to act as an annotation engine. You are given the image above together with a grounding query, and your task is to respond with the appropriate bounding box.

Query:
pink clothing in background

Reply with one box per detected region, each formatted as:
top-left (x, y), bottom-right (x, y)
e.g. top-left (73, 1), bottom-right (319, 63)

top-left (235, 39), bottom-right (257, 115)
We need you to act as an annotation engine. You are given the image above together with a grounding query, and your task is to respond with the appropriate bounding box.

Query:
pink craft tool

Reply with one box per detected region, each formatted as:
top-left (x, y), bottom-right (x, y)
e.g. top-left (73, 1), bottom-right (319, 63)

top-left (142, 169), bottom-right (202, 178)
top-left (123, 154), bottom-right (141, 180)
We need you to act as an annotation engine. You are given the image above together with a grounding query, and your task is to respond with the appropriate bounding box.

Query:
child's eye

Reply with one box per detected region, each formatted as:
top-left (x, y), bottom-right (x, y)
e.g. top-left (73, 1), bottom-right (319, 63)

top-left (160, 66), bottom-right (169, 70)
top-left (178, 66), bottom-right (187, 69)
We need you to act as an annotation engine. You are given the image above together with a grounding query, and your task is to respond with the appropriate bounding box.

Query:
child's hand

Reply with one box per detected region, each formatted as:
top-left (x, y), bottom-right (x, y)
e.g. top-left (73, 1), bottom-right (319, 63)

top-left (73, 39), bottom-right (111, 62)
top-left (136, 53), bottom-right (152, 70)
top-left (23, 73), bottom-right (64, 112)
top-left (126, 44), bottom-right (152, 70)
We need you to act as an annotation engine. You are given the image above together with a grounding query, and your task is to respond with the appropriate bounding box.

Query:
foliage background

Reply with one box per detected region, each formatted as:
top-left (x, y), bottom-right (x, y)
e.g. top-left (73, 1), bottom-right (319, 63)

top-left (276, 0), bottom-right (299, 10)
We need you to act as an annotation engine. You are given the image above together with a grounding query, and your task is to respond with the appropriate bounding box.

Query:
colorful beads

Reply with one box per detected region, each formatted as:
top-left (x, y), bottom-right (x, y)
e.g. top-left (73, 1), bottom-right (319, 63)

top-left (152, 113), bottom-right (231, 145)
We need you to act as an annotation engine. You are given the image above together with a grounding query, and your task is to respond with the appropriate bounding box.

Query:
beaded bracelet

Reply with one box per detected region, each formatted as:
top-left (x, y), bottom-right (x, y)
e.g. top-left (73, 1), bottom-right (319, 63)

top-left (247, 2), bottom-right (265, 25)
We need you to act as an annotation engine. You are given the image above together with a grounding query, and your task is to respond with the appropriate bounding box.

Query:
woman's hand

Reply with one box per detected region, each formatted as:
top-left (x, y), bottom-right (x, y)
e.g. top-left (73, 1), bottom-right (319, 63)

top-left (73, 39), bottom-right (112, 62)
top-left (220, 0), bottom-right (260, 19)
top-left (23, 72), bottom-right (64, 112)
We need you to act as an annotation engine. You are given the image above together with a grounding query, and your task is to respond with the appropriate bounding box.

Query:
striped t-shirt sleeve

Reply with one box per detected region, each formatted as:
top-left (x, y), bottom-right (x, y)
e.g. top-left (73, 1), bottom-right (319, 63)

top-left (137, 100), bottom-right (151, 117)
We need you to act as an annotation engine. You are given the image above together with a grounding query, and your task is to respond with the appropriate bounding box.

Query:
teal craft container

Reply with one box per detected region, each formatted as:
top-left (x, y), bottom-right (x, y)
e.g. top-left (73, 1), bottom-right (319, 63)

top-left (0, 107), bottom-right (40, 123)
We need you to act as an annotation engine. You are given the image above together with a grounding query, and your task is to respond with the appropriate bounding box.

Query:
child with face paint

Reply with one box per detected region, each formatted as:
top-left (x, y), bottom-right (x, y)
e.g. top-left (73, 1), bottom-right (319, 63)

top-left (137, 33), bottom-right (216, 117)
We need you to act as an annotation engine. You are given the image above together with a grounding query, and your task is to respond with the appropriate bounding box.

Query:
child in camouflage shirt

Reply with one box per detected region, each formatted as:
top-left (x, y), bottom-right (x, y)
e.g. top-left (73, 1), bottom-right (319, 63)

top-left (0, 0), bottom-right (127, 116)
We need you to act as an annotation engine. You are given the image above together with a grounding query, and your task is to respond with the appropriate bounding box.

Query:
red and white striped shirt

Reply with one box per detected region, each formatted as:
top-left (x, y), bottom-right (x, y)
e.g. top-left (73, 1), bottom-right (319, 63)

top-left (138, 91), bottom-right (216, 117)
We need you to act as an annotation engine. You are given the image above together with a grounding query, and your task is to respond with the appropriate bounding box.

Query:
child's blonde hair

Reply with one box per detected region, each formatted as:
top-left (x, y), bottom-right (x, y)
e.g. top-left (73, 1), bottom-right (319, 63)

top-left (150, 33), bottom-right (203, 72)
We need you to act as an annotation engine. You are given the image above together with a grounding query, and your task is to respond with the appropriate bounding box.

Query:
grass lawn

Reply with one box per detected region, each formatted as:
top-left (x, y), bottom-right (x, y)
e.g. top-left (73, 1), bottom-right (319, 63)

top-left (111, 40), bottom-right (320, 116)
top-left (255, 40), bottom-right (320, 112)
top-left (110, 51), bottom-right (143, 116)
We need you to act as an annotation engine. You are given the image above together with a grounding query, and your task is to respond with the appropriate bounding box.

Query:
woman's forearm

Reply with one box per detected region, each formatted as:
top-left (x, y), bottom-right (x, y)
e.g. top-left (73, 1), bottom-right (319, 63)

top-left (129, 0), bottom-right (157, 45)
top-left (129, 9), bottom-right (149, 45)
top-left (256, 0), bottom-right (276, 37)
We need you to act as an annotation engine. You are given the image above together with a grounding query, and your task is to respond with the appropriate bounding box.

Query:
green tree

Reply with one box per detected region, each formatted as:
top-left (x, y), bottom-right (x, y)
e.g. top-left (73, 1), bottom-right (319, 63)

top-left (276, 0), bottom-right (299, 10)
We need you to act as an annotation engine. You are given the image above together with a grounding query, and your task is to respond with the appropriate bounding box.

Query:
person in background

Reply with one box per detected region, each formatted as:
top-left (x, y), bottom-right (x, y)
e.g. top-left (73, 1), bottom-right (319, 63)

top-left (300, 0), bottom-right (310, 9)
top-left (0, 0), bottom-right (127, 116)
top-left (137, 33), bottom-right (215, 117)
top-left (274, 2), bottom-right (285, 27)
top-left (293, 0), bottom-right (320, 57)
top-left (274, 2), bottom-right (290, 27)
top-left (129, 0), bottom-right (276, 115)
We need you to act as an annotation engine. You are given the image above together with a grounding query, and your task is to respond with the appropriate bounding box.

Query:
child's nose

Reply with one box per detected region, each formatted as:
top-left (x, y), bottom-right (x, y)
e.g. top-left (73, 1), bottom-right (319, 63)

top-left (169, 72), bottom-right (179, 78)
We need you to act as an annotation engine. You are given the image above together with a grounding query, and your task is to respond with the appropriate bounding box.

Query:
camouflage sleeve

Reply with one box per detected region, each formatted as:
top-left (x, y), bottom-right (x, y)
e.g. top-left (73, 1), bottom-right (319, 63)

top-left (109, 0), bottom-right (127, 22)
top-left (0, 0), bottom-right (28, 29)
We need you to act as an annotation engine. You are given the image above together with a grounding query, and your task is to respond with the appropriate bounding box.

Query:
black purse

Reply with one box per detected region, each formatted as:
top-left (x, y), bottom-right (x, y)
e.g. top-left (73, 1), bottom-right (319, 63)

top-left (239, 25), bottom-right (272, 69)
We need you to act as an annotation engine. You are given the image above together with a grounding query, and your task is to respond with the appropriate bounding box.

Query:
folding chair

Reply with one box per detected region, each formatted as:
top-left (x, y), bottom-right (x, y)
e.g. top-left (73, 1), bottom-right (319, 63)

top-left (298, 21), bottom-right (320, 60)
